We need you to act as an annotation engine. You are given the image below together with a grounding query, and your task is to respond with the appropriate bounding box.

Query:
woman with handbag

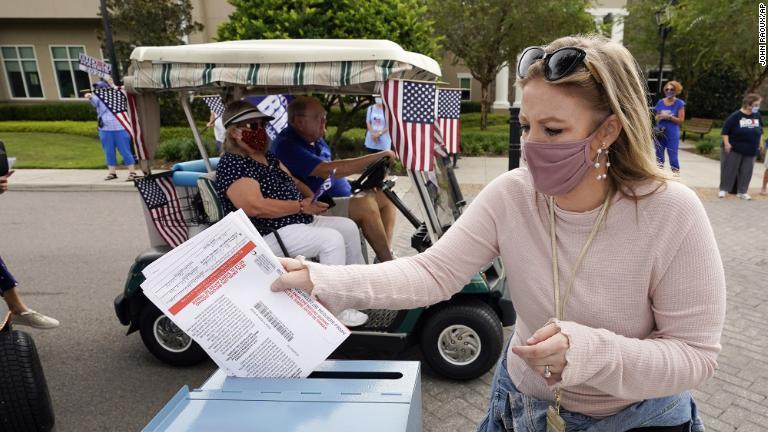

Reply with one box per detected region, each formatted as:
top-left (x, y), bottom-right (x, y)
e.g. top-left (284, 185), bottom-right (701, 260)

top-left (271, 35), bottom-right (724, 431)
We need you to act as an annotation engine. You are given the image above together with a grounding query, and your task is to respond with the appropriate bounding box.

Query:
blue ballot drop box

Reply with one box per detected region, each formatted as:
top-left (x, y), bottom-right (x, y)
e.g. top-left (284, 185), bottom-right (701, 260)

top-left (143, 360), bottom-right (422, 432)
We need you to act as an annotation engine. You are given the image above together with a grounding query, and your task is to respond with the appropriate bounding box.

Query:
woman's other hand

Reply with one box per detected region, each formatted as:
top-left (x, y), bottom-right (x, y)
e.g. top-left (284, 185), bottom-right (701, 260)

top-left (510, 321), bottom-right (569, 386)
top-left (301, 198), bottom-right (329, 215)
top-left (724, 142), bottom-right (732, 153)
top-left (271, 257), bottom-right (314, 293)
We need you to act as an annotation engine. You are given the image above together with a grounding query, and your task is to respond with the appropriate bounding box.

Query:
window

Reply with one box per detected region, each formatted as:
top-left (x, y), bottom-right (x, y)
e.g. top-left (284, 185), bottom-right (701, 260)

top-left (458, 76), bottom-right (472, 100)
top-left (50, 46), bottom-right (91, 98)
top-left (1, 46), bottom-right (43, 98)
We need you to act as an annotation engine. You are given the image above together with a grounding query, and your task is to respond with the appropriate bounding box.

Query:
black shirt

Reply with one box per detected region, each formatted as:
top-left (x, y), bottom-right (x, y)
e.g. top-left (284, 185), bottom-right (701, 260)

top-left (215, 151), bottom-right (312, 235)
top-left (721, 110), bottom-right (763, 156)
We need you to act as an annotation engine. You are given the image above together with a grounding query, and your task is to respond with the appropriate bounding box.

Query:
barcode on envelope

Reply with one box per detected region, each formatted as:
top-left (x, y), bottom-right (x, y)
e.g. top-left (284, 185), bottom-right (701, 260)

top-left (254, 301), bottom-right (294, 342)
top-left (253, 253), bottom-right (277, 274)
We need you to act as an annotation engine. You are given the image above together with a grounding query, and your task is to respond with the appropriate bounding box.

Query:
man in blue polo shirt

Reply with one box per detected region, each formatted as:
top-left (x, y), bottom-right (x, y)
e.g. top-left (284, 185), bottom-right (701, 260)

top-left (272, 96), bottom-right (397, 262)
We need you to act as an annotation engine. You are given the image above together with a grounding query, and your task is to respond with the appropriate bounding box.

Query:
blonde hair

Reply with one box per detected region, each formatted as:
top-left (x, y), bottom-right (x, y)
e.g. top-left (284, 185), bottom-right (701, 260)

top-left (665, 80), bottom-right (683, 95)
top-left (517, 34), bottom-right (666, 201)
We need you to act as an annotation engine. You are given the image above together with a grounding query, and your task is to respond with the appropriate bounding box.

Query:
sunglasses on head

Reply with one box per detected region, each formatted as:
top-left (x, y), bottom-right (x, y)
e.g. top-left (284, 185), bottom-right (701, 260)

top-left (517, 46), bottom-right (600, 83)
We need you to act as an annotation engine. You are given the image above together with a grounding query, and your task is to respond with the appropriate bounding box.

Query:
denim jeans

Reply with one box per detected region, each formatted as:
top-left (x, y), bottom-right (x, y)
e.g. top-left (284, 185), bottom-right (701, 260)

top-left (0, 255), bottom-right (18, 295)
top-left (477, 340), bottom-right (704, 432)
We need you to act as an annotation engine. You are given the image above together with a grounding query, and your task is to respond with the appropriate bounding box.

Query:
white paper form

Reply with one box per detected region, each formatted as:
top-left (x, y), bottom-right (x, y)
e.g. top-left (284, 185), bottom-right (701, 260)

top-left (141, 210), bottom-right (350, 378)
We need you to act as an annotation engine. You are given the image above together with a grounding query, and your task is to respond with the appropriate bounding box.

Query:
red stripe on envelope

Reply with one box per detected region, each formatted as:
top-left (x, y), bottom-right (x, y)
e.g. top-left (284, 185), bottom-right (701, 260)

top-left (169, 241), bottom-right (256, 315)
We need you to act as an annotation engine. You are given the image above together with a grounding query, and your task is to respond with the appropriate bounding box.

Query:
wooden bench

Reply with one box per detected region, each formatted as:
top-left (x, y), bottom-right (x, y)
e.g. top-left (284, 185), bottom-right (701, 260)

top-left (682, 117), bottom-right (714, 141)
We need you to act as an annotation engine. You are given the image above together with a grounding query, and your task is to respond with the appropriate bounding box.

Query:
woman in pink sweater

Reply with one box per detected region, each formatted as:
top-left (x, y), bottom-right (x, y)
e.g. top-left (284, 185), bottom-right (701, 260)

top-left (272, 35), bottom-right (725, 432)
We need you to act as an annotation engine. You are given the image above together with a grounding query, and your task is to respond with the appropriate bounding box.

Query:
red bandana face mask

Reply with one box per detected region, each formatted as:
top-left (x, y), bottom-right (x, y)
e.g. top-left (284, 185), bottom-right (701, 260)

top-left (240, 127), bottom-right (269, 152)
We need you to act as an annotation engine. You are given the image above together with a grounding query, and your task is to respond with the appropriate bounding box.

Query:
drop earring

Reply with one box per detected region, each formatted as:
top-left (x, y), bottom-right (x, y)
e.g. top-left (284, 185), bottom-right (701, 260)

top-left (594, 142), bottom-right (609, 180)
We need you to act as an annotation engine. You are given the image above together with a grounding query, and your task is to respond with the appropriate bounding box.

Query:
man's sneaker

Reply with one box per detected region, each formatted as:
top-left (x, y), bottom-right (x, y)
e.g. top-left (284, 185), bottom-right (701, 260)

top-left (12, 310), bottom-right (60, 329)
top-left (718, 190), bottom-right (727, 198)
top-left (337, 309), bottom-right (368, 327)
top-left (737, 193), bottom-right (752, 200)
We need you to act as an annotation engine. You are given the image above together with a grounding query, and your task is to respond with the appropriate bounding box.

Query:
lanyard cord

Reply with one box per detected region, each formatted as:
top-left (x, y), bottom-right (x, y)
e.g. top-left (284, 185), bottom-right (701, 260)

top-left (548, 194), bottom-right (611, 321)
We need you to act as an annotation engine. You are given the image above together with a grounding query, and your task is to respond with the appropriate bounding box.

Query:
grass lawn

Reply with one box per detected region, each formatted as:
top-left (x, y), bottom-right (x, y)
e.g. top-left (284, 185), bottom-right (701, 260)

top-left (0, 132), bottom-right (107, 169)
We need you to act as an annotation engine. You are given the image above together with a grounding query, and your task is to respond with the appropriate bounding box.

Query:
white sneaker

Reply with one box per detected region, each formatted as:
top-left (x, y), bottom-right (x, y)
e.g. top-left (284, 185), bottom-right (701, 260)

top-left (718, 190), bottom-right (727, 198)
top-left (737, 193), bottom-right (752, 200)
top-left (12, 310), bottom-right (60, 329)
top-left (337, 309), bottom-right (368, 327)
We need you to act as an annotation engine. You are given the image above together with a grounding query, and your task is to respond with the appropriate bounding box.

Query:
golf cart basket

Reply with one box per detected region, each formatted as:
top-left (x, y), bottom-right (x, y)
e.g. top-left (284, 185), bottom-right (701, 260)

top-left (122, 39), bottom-right (445, 249)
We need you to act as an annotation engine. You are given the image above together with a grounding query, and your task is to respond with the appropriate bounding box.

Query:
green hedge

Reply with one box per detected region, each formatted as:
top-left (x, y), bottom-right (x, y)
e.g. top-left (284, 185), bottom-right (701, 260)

top-left (0, 102), bottom-right (95, 121)
top-left (460, 101), bottom-right (482, 113)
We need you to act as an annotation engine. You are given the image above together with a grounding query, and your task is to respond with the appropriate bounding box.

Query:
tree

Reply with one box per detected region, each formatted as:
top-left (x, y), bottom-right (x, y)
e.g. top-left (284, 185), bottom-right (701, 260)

top-left (625, 0), bottom-right (766, 102)
top-left (98, 0), bottom-right (205, 125)
top-left (98, 0), bottom-right (204, 77)
top-left (427, 0), bottom-right (595, 129)
top-left (217, 0), bottom-right (437, 145)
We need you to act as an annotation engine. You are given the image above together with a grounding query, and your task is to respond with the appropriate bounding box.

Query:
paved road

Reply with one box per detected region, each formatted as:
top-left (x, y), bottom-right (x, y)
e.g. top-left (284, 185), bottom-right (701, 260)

top-left (1, 188), bottom-right (766, 431)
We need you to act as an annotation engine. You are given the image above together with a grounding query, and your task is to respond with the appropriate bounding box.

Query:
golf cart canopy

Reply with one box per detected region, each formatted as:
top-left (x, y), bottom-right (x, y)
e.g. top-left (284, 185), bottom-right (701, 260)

top-left (122, 39), bottom-right (441, 169)
top-left (125, 39), bottom-right (441, 95)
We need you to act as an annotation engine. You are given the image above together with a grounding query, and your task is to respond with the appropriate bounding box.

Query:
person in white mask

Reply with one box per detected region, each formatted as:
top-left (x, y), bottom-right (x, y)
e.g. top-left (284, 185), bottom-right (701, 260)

top-left (271, 35), bottom-right (724, 432)
top-left (364, 96), bottom-right (392, 153)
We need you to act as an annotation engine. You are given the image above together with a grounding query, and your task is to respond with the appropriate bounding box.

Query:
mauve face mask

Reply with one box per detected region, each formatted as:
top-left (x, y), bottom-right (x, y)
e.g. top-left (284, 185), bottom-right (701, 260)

top-left (522, 123), bottom-right (604, 196)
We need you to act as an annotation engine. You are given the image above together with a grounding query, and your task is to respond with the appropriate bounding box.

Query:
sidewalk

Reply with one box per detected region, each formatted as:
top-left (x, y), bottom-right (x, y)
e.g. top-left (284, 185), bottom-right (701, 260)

top-left (7, 149), bottom-right (766, 193)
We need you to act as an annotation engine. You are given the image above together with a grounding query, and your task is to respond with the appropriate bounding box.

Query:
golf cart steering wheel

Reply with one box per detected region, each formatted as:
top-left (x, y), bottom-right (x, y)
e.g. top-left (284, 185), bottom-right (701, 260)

top-left (348, 156), bottom-right (391, 195)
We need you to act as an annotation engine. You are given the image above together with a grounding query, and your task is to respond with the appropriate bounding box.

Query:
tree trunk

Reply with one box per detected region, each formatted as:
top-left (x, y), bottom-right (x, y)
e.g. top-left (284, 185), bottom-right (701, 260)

top-left (480, 81), bottom-right (491, 130)
top-left (747, 67), bottom-right (768, 93)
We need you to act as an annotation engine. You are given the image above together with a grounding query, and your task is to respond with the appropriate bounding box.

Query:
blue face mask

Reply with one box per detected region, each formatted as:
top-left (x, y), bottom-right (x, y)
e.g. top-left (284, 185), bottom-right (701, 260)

top-left (665, 90), bottom-right (675, 98)
top-left (752, 106), bottom-right (760, 114)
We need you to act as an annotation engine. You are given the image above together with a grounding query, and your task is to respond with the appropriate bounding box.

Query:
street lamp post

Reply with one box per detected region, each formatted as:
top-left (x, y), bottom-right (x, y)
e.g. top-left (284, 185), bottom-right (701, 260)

top-left (654, 1), bottom-right (677, 99)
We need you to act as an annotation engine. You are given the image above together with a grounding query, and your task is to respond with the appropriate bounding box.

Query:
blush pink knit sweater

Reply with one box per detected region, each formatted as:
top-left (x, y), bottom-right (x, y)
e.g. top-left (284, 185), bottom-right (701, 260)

top-left (307, 168), bottom-right (726, 417)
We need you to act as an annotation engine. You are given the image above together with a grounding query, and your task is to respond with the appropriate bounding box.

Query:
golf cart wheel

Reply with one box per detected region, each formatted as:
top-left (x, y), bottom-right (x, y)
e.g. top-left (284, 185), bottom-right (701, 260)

top-left (0, 330), bottom-right (55, 432)
top-left (139, 303), bottom-right (207, 367)
top-left (420, 300), bottom-right (503, 380)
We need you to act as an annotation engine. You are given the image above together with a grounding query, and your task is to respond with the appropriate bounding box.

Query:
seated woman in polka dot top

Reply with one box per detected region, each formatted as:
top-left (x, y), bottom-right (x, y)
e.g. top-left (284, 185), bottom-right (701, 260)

top-left (215, 100), bottom-right (369, 327)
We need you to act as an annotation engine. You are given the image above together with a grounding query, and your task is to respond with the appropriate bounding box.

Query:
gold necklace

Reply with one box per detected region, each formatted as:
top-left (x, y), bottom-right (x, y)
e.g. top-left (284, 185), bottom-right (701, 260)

top-left (546, 193), bottom-right (611, 432)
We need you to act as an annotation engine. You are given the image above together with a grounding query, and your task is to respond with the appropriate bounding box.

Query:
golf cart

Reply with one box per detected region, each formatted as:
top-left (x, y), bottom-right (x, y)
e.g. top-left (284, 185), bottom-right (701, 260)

top-left (113, 39), bottom-right (515, 380)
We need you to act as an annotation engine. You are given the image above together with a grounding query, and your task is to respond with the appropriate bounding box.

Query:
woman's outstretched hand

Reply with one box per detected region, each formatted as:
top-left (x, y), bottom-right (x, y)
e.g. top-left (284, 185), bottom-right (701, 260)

top-left (271, 257), bottom-right (314, 294)
top-left (510, 321), bottom-right (569, 386)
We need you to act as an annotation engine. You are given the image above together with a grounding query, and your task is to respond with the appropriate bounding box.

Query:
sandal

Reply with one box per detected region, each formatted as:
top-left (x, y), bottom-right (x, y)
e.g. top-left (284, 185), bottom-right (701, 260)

top-left (104, 173), bottom-right (118, 181)
top-left (125, 172), bottom-right (139, 182)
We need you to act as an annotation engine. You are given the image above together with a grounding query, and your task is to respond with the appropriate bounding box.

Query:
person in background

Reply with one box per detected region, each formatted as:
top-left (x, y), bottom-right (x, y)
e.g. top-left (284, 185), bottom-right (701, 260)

top-left (207, 111), bottom-right (226, 156)
top-left (85, 80), bottom-right (137, 181)
top-left (0, 172), bottom-right (59, 329)
top-left (272, 96), bottom-right (398, 262)
top-left (364, 97), bottom-right (391, 153)
top-left (719, 93), bottom-right (763, 200)
top-left (215, 100), bottom-right (368, 327)
top-left (653, 80), bottom-right (685, 177)
top-left (761, 137), bottom-right (768, 196)
top-left (272, 35), bottom-right (724, 432)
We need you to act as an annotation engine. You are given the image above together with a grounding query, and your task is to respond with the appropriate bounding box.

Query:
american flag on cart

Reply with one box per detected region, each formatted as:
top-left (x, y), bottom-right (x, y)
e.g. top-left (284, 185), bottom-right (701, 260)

top-left (93, 86), bottom-right (149, 160)
top-left (201, 95), bottom-right (225, 117)
top-left (135, 172), bottom-right (188, 247)
top-left (381, 79), bottom-right (436, 172)
top-left (437, 89), bottom-right (461, 155)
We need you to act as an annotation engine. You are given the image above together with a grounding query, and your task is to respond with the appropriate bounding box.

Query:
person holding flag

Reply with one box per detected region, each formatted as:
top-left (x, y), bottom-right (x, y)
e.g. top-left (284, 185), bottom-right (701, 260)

top-left (85, 80), bottom-right (137, 181)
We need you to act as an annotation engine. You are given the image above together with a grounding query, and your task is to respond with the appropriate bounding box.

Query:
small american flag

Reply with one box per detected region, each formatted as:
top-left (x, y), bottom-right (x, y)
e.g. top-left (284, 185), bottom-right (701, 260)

top-left (135, 173), bottom-right (188, 247)
top-left (93, 86), bottom-right (149, 160)
top-left (437, 89), bottom-right (461, 155)
top-left (201, 95), bottom-right (224, 117)
top-left (381, 80), bottom-right (436, 172)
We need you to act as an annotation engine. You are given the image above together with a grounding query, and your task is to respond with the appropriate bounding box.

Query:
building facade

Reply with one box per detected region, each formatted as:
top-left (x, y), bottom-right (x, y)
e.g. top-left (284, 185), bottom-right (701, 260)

top-left (0, 0), bottom-right (626, 108)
